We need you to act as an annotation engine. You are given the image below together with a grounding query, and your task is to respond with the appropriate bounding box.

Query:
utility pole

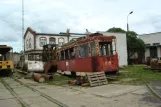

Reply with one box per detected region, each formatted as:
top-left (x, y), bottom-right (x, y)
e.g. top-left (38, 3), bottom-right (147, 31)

top-left (22, 0), bottom-right (24, 52)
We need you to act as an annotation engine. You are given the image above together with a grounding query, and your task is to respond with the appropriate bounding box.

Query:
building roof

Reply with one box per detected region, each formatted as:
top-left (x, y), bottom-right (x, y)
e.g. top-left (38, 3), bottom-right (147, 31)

top-left (24, 27), bottom-right (36, 39)
top-left (138, 32), bottom-right (161, 36)
top-left (97, 31), bottom-right (126, 34)
top-left (24, 27), bottom-right (85, 38)
top-left (59, 32), bottom-right (86, 35)
top-left (36, 33), bottom-right (67, 36)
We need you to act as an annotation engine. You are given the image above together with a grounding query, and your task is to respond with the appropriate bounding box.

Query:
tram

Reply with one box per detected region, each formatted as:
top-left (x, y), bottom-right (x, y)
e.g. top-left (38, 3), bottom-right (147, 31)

top-left (56, 33), bottom-right (119, 76)
top-left (0, 45), bottom-right (14, 76)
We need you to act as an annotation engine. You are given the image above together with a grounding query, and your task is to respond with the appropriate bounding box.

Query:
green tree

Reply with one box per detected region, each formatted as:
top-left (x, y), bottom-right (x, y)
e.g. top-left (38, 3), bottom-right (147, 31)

top-left (107, 27), bottom-right (126, 33)
top-left (107, 27), bottom-right (146, 64)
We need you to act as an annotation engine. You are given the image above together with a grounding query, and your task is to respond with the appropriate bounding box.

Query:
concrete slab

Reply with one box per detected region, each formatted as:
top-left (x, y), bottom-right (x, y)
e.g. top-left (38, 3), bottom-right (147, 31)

top-left (22, 96), bottom-right (49, 105)
top-left (131, 88), bottom-right (149, 95)
top-left (0, 99), bottom-right (21, 107)
top-left (0, 81), bottom-right (21, 107)
top-left (18, 92), bottom-right (40, 98)
top-left (17, 78), bottom-right (161, 107)
top-left (70, 84), bottom-right (144, 98)
top-left (36, 101), bottom-right (60, 107)
top-left (12, 87), bottom-right (35, 95)
top-left (0, 91), bottom-right (14, 99)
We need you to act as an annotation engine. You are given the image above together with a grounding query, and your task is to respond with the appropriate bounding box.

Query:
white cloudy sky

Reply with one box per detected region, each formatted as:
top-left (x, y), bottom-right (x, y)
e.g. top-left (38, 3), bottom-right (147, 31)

top-left (0, 0), bottom-right (161, 52)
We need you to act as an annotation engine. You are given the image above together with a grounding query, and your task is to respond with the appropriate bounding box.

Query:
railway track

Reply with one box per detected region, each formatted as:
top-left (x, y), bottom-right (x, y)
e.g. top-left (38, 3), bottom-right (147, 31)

top-left (144, 80), bottom-right (161, 100)
top-left (1, 77), bottom-right (69, 107)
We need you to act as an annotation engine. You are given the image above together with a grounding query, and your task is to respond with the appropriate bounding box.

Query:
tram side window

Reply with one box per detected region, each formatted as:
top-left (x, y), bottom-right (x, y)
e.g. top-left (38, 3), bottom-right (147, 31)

top-left (60, 51), bottom-right (64, 60)
top-left (76, 46), bottom-right (80, 58)
top-left (28, 54), bottom-right (42, 61)
top-left (35, 54), bottom-right (42, 61)
top-left (82, 44), bottom-right (88, 57)
top-left (90, 42), bottom-right (96, 56)
top-left (57, 53), bottom-right (60, 60)
top-left (76, 44), bottom-right (88, 58)
top-left (28, 54), bottom-right (33, 61)
top-left (99, 42), bottom-right (116, 56)
top-left (69, 47), bottom-right (75, 59)
top-left (65, 49), bottom-right (69, 60)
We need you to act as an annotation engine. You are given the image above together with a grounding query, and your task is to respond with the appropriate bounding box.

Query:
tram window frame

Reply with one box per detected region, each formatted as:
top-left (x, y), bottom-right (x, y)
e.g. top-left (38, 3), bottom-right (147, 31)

top-left (99, 42), bottom-right (116, 56)
top-left (28, 54), bottom-right (42, 61)
top-left (90, 42), bottom-right (96, 57)
top-left (69, 47), bottom-right (75, 59)
top-left (60, 51), bottom-right (64, 60)
top-left (76, 46), bottom-right (81, 58)
top-left (64, 49), bottom-right (69, 60)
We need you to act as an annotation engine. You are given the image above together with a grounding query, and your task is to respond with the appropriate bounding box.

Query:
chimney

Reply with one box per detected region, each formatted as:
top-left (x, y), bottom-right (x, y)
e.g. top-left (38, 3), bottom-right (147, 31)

top-left (66, 29), bottom-right (70, 43)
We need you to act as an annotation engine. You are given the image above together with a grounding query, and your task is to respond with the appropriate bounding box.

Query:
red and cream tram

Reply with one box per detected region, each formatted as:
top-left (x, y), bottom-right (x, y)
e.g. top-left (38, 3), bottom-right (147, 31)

top-left (56, 33), bottom-right (119, 76)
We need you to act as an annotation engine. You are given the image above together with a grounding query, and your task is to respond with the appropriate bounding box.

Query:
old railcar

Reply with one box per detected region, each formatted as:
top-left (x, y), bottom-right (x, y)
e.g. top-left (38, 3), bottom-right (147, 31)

top-left (18, 51), bottom-right (44, 73)
top-left (0, 45), bottom-right (14, 76)
top-left (56, 33), bottom-right (119, 76)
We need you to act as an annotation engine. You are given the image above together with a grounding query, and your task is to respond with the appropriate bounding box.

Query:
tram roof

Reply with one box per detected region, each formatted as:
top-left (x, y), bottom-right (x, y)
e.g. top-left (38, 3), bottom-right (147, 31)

top-left (57, 33), bottom-right (116, 51)
top-left (0, 45), bottom-right (12, 54)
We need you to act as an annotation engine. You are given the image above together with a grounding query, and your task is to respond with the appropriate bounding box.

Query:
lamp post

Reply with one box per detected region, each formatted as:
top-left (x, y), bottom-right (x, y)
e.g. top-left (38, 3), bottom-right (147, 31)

top-left (127, 11), bottom-right (133, 65)
top-left (127, 11), bottom-right (133, 32)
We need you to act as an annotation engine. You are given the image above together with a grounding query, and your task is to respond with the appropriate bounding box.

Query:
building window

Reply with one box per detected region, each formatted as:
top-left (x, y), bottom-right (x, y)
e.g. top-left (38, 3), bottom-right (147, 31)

top-left (49, 37), bottom-right (55, 44)
top-left (58, 37), bottom-right (64, 46)
top-left (145, 44), bottom-right (150, 47)
top-left (29, 38), bottom-right (31, 48)
top-left (153, 43), bottom-right (160, 46)
top-left (26, 39), bottom-right (28, 49)
top-left (150, 47), bottom-right (157, 58)
top-left (40, 37), bottom-right (47, 47)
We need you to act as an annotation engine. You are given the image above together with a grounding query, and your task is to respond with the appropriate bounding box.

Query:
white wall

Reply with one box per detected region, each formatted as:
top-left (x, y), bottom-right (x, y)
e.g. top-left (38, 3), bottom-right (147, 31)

top-left (24, 31), bottom-right (34, 51)
top-left (139, 32), bottom-right (161, 59)
top-left (36, 35), bottom-right (80, 50)
top-left (99, 32), bottom-right (128, 66)
top-left (145, 48), bottom-right (150, 61)
top-left (139, 32), bottom-right (161, 45)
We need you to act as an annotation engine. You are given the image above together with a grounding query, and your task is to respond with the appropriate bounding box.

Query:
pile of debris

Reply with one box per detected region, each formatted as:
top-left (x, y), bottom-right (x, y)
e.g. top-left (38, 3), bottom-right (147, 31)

top-left (33, 73), bottom-right (54, 82)
top-left (68, 72), bottom-right (108, 87)
top-left (68, 76), bottom-right (89, 87)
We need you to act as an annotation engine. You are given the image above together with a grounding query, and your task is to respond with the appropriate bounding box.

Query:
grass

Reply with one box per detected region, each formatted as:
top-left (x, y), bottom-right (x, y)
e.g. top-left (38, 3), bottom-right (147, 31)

top-left (46, 65), bottom-right (161, 86)
top-left (46, 75), bottom-right (74, 86)
top-left (116, 65), bottom-right (161, 85)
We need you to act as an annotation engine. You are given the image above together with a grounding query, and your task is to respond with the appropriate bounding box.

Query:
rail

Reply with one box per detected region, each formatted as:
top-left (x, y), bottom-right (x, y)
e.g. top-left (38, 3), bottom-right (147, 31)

top-left (1, 77), bottom-right (69, 107)
top-left (1, 78), bottom-right (29, 107)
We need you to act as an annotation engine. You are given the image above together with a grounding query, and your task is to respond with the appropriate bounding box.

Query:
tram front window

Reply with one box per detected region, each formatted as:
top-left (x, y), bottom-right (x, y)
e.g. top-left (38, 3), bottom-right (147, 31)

top-left (99, 41), bottom-right (116, 56)
top-left (28, 54), bottom-right (42, 61)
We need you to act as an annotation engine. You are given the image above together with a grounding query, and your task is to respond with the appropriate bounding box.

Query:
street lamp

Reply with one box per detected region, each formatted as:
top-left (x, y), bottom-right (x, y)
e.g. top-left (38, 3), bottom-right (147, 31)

top-left (127, 11), bottom-right (133, 32)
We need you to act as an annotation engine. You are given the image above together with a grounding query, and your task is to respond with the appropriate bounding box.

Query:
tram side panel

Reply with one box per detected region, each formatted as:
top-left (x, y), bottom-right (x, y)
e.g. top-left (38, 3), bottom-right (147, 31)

top-left (69, 58), bottom-right (93, 72)
top-left (92, 56), bottom-right (119, 73)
